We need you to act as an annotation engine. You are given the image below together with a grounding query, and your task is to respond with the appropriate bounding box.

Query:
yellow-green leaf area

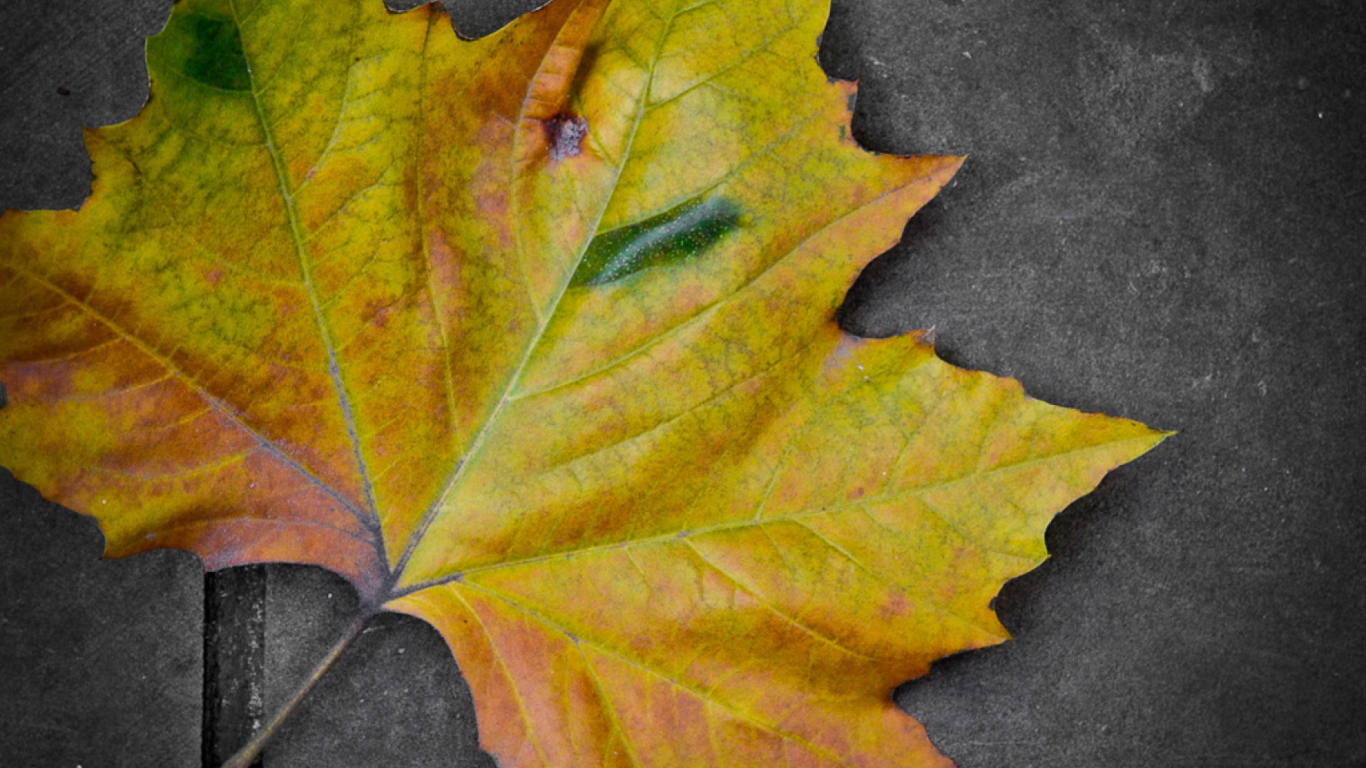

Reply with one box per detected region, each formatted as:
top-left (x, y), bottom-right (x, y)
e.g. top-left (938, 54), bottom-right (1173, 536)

top-left (0, 0), bottom-right (1169, 765)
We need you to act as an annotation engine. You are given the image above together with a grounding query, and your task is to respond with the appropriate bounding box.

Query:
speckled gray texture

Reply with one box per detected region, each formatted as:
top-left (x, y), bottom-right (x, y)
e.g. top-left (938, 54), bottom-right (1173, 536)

top-left (0, 469), bottom-right (203, 767)
top-left (1, 0), bottom-right (1363, 765)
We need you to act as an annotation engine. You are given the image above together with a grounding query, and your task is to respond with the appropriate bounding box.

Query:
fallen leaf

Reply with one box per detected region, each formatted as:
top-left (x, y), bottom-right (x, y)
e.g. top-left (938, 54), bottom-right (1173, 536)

top-left (0, 0), bottom-right (1167, 764)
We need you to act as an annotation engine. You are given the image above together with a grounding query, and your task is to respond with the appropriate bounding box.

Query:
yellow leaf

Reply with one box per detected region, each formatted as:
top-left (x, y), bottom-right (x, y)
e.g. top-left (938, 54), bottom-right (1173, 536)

top-left (0, 0), bottom-right (1168, 764)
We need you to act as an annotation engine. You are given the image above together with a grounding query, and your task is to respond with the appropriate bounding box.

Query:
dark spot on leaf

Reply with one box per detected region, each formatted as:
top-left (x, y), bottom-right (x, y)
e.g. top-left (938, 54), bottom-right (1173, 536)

top-left (572, 195), bottom-right (743, 287)
top-left (545, 113), bottom-right (589, 162)
top-left (160, 12), bottom-right (252, 92)
top-left (0, 382), bottom-right (7, 410)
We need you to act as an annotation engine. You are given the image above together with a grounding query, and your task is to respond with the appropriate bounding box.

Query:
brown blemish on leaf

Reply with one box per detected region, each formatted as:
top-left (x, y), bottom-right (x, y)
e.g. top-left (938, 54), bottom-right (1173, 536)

top-left (518, 0), bottom-right (611, 123)
top-left (879, 592), bottom-right (910, 622)
top-left (545, 113), bottom-right (589, 162)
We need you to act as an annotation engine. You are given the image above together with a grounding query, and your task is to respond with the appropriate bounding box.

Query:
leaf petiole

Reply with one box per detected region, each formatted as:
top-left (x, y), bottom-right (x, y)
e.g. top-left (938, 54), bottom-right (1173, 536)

top-left (220, 612), bottom-right (371, 768)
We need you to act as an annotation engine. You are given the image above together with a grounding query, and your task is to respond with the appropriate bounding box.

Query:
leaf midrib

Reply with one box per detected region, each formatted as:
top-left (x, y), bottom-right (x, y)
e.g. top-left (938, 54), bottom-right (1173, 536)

top-left (394, 433), bottom-right (1157, 597)
top-left (389, 0), bottom-right (684, 586)
top-left (226, 0), bottom-right (382, 538)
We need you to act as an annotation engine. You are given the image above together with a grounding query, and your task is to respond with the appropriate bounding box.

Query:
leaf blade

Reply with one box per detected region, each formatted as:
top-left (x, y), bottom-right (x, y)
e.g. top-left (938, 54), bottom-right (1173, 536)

top-left (0, 0), bottom-right (1169, 764)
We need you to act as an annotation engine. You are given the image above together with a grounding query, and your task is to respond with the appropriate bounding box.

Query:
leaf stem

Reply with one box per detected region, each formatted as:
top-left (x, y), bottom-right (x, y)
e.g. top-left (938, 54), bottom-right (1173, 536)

top-left (219, 613), bottom-right (370, 768)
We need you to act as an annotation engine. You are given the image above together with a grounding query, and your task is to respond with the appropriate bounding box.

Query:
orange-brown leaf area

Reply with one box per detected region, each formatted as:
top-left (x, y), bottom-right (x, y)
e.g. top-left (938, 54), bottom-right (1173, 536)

top-left (0, 0), bottom-right (1167, 764)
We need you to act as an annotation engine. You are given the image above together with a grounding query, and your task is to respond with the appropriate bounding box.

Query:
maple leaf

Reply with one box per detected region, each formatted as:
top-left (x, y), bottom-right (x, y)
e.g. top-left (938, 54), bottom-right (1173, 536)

top-left (0, 0), bottom-right (1168, 764)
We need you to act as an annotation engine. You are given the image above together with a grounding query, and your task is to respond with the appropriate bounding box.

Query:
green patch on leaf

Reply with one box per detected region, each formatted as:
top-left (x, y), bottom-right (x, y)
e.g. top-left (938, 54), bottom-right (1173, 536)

top-left (158, 12), bottom-right (252, 92)
top-left (572, 195), bottom-right (743, 287)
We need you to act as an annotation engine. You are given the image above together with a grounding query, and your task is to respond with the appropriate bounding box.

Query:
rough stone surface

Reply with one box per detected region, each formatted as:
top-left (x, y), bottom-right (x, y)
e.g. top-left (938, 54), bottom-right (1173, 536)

top-left (0, 469), bottom-right (203, 767)
top-left (2, 0), bottom-right (1364, 766)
